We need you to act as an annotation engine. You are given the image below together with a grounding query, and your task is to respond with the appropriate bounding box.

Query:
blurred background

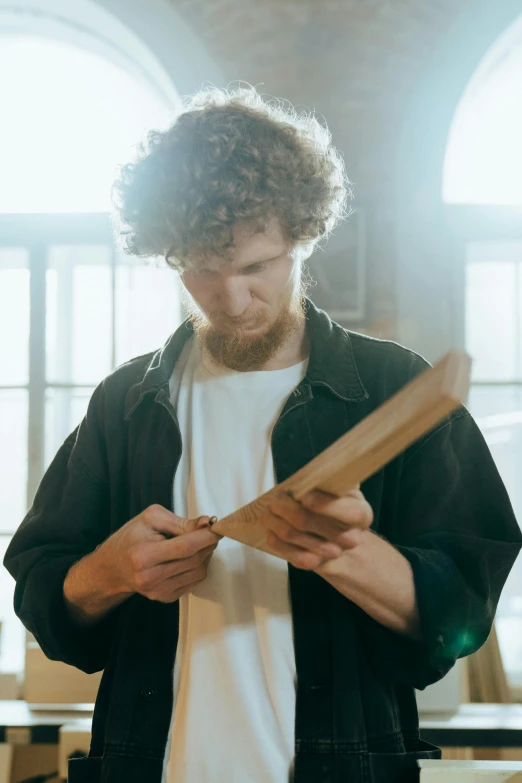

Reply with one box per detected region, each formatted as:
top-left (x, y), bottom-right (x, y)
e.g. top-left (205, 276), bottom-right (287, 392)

top-left (0, 0), bottom-right (522, 779)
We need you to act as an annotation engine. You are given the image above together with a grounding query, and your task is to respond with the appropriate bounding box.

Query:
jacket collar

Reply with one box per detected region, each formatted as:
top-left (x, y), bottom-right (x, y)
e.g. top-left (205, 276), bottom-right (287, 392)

top-left (303, 299), bottom-right (368, 403)
top-left (123, 298), bottom-right (368, 420)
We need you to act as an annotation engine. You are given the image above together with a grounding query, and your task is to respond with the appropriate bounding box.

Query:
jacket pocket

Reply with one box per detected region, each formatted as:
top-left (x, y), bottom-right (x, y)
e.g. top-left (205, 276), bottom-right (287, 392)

top-left (367, 740), bottom-right (441, 783)
top-left (68, 755), bottom-right (102, 783)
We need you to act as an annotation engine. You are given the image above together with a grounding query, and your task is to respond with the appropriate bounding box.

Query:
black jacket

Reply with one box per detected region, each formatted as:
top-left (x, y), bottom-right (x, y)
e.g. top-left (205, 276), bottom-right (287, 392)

top-left (5, 301), bottom-right (522, 783)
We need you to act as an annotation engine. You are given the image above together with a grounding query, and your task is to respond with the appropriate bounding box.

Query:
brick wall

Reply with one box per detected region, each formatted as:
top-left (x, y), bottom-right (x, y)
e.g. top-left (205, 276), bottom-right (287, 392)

top-left (167, 0), bottom-right (472, 338)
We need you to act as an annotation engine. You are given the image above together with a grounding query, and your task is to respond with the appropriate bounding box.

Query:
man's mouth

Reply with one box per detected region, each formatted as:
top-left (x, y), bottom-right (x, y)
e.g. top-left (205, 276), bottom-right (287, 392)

top-left (214, 319), bottom-right (266, 333)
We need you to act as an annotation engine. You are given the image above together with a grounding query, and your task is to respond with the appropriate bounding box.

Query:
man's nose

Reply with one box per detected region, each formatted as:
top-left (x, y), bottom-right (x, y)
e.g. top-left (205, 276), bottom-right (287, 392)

top-left (216, 278), bottom-right (252, 318)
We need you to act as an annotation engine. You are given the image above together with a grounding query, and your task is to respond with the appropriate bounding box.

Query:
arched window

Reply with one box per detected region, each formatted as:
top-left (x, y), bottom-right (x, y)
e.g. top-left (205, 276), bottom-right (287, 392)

top-left (443, 13), bottom-right (522, 689)
top-left (443, 14), bottom-right (522, 206)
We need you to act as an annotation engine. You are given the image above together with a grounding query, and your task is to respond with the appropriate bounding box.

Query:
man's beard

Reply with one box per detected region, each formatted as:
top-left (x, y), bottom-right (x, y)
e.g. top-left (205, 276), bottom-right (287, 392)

top-left (181, 279), bottom-right (308, 372)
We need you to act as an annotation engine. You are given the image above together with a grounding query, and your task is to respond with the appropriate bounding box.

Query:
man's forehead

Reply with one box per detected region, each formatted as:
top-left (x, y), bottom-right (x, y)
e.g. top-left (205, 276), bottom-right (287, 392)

top-left (235, 222), bottom-right (286, 256)
top-left (198, 220), bottom-right (289, 271)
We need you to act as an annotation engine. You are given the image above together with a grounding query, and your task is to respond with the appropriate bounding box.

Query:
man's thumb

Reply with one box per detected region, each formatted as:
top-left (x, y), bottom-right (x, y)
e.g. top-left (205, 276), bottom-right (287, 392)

top-left (146, 506), bottom-right (211, 537)
top-left (181, 515), bottom-right (212, 534)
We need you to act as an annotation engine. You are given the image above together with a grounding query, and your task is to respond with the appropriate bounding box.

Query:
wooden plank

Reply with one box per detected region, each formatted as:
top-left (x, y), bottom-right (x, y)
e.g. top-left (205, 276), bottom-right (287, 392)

top-left (212, 351), bottom-right (471, 559)
top-left (419, 759), bottom-right (522, 782)
top-left (468, 625), bottom-right (511, 704)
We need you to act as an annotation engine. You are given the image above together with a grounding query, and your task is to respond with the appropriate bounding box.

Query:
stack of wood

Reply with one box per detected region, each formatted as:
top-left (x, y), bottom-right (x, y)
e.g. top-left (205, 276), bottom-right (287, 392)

top-left (468, 625), bottom-right (511, 705)
top-left (467, 625), bottom-right (518, 762)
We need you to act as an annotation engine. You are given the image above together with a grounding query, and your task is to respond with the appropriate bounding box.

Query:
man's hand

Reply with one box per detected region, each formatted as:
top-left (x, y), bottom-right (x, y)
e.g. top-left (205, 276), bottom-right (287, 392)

top-left (64, 505), bottom-right (221, 626)
top-left (102, 504), bottom-right (221, 603)
top-left (259, 487), bottom-right (373, 571)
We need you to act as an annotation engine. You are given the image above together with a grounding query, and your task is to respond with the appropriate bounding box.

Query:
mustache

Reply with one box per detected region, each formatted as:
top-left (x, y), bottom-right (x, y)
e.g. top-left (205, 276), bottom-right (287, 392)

top-left (208, 311), bottom-right (269, 329)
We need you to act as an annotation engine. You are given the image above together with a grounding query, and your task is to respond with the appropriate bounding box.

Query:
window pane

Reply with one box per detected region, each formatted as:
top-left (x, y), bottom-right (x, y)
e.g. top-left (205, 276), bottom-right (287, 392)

top-left (44, 387), bottom-right (94, 471)
top-left (46, 246), bottom-right (112, 385)
top-left (470, 385), bottom-right (522, 518)
top-left (115, 257), bottom-right (181, 366)
top-left (469, 384), bottom-right (522, 418)
top-left (468, 385), bottom-right (522, 685)
top-left (466, 260), bottom-right (517, 381)
top-left (443, 17), bottom-right (522, 206)
top-left (0, 389), bottom-right (28, 533)
top-left (0, 249), bottom-right (30, 385)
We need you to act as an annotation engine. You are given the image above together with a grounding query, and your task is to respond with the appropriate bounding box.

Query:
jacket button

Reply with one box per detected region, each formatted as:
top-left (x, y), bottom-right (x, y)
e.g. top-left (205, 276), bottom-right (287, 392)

top-left (140, 687), bottom-right (157, 702)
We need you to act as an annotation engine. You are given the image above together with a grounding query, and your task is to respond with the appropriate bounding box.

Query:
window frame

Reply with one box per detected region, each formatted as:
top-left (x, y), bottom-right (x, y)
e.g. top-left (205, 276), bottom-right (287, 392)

top-left (447, 204), bottom-right (522, 688)
top-left (0, 213), bottom-right (115, 519)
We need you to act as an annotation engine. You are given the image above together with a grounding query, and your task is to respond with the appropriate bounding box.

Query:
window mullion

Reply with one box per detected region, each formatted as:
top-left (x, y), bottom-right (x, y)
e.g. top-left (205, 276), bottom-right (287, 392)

top-left (111, 245), bottom-right (117, 370)
top-left (27, 244), bottom-right (47, 509)
top-left (53, 251), bottom-right (74, 454)
top-left (513, 260), bottom-right (521, 379)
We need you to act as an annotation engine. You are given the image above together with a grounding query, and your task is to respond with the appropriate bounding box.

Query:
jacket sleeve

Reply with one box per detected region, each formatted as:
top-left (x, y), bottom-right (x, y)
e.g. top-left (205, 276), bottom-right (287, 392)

top-left (3, 382), bottom-right (120, 674)
top-left (360, 407), bottom-right (522, 691)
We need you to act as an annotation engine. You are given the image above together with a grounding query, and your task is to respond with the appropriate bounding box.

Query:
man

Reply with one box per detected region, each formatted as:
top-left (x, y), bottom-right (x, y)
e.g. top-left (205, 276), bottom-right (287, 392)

top-left (4, 86), bottom-right (522, 783)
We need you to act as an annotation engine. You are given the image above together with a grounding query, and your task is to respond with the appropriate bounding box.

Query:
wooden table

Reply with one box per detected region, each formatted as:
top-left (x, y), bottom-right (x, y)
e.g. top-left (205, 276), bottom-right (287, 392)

top-left (0, 702), bottom-right (93, 744)
top-left (420, 704), bottom-right (522, 748)
top-left (0, 702), bottom-right (521, 749)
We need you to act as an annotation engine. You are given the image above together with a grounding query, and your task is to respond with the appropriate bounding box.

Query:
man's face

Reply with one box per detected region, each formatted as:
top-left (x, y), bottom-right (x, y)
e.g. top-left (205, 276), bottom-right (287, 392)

top-left (180, 218), bottom-right (306, 371)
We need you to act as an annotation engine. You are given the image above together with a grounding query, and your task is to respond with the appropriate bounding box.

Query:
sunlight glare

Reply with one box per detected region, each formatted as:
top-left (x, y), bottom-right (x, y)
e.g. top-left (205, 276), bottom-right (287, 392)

top-left (0, 36), bottom-right (174, 213)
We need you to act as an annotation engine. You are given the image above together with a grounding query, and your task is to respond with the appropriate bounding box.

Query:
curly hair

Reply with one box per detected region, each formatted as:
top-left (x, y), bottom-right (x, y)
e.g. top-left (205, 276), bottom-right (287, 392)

top-left (112, 85), bottom-right (350, 270)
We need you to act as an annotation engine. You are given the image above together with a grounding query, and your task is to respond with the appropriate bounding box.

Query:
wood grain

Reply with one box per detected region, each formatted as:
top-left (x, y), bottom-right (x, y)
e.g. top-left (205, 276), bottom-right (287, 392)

top-left (211, 351), bottom-right (471, 560)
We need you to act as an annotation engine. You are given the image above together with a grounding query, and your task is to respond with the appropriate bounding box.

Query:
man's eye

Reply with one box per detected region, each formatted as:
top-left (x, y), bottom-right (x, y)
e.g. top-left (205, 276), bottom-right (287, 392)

top-left (243, 264), bottom-right (265, 275)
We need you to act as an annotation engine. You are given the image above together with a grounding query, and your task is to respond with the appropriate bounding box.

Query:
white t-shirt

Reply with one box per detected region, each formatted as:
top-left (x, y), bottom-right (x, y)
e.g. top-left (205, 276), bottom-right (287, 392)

top-left (161, 336), bottom-right (308, 783)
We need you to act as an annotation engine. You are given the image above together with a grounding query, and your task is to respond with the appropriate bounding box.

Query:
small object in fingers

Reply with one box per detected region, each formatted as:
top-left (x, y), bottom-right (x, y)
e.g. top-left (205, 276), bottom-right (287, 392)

top-left (209, 516), bottom-right (218, 526)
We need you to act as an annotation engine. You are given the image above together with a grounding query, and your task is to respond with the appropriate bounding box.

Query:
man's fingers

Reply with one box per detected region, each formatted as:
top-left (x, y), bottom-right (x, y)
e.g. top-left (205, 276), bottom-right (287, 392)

top-left (150, 564), bottom-right (209, 603)
top-left (265, 491), bottom-right (372, 551)
top-left (143, 504), bottom-right (213, 537)
top-left (154, 544), bottom-right (217, 581)
top-left (152, 528), bottom-right (220, 565)
top-left (267, 514), bottom-right (342, 560)
top-left (182, 515), bottom-right (215, 534)
top-left (267, 494), bottom-right (342, 541)
top-left (300, 490), bottom-right (372, 528)
top-left (265, 530), bottom-right (326, 571)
